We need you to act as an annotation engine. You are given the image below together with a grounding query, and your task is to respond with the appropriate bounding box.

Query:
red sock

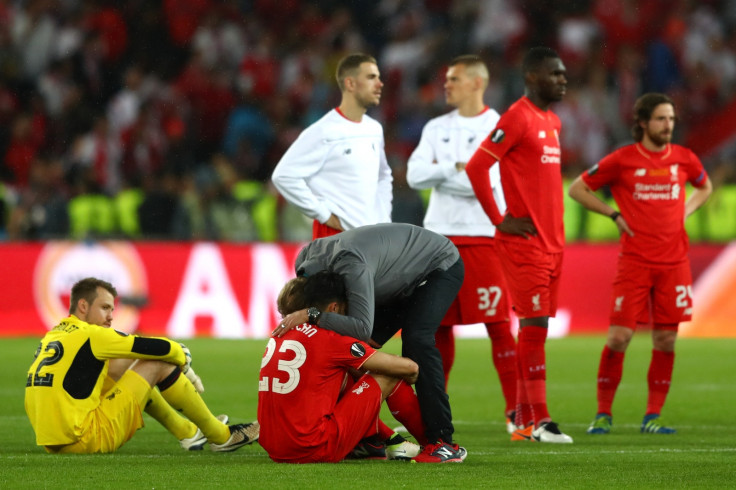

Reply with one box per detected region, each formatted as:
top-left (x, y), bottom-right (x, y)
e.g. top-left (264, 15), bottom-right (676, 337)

top-left (386, 381), bottom-right (428, 445)
top-left (485, 321), bottom-right (517, 415)
top-left (434, 326), bottom-right (455, 389)
top-left (514, 352), bottom-right (533, 428)
top-left (646, 349), bottom-right (674, 415)
top-left (518, 326), bottom-right (549, 426)
top-left (597, 345), bottom-right (625, 415)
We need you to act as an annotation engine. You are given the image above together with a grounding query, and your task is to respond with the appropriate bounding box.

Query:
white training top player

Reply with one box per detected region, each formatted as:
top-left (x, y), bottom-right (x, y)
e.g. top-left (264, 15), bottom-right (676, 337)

top-left (406, 55), bottom-right (520, 435)
top-left (407, 61), bottom-right (505, 235)
top-left (272, 53), bottom-right (392, 238)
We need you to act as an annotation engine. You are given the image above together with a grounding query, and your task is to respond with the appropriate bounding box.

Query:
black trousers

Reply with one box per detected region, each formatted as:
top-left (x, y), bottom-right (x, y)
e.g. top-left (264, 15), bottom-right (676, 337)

top-left (372, 257), bottom-right (464, 443)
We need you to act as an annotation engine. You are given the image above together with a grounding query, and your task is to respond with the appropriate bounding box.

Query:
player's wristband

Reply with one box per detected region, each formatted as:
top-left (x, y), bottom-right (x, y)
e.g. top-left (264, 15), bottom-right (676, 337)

top-left (609, 211), bottom-right (621, 222)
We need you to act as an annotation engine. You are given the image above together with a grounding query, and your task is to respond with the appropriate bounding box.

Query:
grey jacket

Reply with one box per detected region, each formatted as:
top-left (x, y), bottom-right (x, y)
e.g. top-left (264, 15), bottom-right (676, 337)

top-left (295, 223), bottom-right (460, 341)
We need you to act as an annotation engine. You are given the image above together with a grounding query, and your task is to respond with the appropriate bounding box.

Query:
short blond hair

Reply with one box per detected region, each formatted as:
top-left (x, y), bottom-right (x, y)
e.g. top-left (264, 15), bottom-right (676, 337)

top-left (450, 54), bottom-right (489, 89)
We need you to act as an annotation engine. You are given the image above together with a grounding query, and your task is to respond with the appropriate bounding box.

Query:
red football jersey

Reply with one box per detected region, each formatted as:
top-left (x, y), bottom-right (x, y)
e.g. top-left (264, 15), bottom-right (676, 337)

top-left (257, 324), bottom-right (375, 461)
top-left (583, 143), bottom-right (707, 266)
top-left (467, 96), bottom-right (565, 253)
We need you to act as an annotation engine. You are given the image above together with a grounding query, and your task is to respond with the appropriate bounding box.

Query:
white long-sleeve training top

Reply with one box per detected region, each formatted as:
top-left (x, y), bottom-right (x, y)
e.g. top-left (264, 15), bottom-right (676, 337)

top-left (407, 107), bottom-right (506, 237)
top-left (271, 109), bottom-right (393, 230)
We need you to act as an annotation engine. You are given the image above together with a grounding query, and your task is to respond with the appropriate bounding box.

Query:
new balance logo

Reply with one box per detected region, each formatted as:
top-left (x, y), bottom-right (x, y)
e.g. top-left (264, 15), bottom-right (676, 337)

top-left (635, 168), bottom-right (646, 176)
top-left (436, 447), bottom-right (453, 458)
top-left (442, 137), bottom-right (450, 143)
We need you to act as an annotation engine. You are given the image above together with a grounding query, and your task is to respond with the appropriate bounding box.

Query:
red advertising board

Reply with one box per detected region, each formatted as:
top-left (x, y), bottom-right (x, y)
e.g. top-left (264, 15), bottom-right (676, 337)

top-left (0, 241), bottom-right (730, 338)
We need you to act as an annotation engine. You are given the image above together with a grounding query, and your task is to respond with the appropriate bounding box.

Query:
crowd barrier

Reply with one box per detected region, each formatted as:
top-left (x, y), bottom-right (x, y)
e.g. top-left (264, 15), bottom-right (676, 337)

top-left (0, 241), bottom-right (731, 338)
top-left (9, 181), bottom-right (736, 244)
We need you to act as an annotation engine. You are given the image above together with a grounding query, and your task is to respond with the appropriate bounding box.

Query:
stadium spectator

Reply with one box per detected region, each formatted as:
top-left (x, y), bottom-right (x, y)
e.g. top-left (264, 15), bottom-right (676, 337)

top-left (6, 155), bottom-right (68, 239)
top-left (277, 223), bottom-right (467, 463)
top-left (466, 46), bottom-right (573, 444)
top-left (24, 276), bottom-right (259, 453)
top-left (568, 93), bottom-right (712, 435)
top-left (1, 1), bottom-right (735, 241)
top-left (406, 54), bottom-right (517, 433)
top-left (271, 52), bottom-right (392, 240)
top-left (258, 272), bottom-right (422, 463)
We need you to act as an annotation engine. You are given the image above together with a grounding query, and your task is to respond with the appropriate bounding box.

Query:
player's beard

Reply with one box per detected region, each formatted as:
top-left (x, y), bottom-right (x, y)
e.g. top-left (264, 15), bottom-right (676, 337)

top-left (646, 127), bottom-right (672, 147)
top-left (356, 92), bottom-right (380, 110)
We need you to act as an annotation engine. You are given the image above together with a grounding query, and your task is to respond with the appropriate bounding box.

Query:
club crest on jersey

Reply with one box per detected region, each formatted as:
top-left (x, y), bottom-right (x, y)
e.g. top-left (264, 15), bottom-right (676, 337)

top-left (352, 380), bottom-right (370, 395)
top-left (670, 164), bottom-right (679, 181)
top-left (531, 294), bottom-right (541, 312)
top-left (350, 342), bottom-right (366, 358)
top-left (614, 296), bottom-right (624, 312)
top-left (490, 128), bottom-right (505, 144)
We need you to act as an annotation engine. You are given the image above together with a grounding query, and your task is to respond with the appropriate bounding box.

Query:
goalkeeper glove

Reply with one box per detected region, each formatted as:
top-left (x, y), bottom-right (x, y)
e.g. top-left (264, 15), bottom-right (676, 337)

top-left (185, 366), bottom-right (205, 393)
top-left (179, 343), bottom-right (204, 393)
top-left (180, 343), bottom-right (192, 373)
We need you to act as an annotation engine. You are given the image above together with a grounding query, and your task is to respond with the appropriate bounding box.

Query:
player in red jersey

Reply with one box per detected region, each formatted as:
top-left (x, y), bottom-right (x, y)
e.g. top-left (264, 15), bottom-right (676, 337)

top-left (568, 93), bottom-right (712, 435)
top-left (257, 272), bottom-right (427, 463)
top-left (465, 47), bottom-right (572, 443)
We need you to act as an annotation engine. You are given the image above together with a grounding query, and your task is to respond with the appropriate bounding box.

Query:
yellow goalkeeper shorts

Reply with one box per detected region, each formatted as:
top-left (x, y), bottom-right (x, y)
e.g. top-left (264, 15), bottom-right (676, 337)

top-left (48, 370), bottom-right (150, 454)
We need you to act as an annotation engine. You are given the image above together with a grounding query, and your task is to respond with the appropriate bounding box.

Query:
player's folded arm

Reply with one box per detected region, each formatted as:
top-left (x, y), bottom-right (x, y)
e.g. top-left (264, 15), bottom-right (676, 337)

top-left (91, 328), bottom-right (186, 365)
top-left (361, 351), bottom-right (419, 383)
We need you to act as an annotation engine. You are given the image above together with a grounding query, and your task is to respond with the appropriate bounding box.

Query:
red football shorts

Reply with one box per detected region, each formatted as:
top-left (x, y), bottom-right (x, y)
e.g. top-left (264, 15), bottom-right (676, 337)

top-left (312, 220), bottom-right (342, 240)
top-left (313, 374), bottom-right (382, 463)
top-left (442, 240), bottom-right (510, 325)
top-left (609, 259), bottom-right (693, 329)
top-left (495, 240), bottom-right (562, 319)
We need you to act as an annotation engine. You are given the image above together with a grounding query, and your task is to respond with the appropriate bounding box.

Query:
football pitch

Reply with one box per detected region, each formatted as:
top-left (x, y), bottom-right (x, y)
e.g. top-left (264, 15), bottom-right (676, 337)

top-left (2, 335), bottom-right (734, 489)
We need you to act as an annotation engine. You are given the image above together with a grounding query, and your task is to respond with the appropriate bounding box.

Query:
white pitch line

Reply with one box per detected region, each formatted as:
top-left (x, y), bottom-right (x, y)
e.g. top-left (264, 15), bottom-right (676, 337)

top-left (467, 447), bottom-right (736, 456)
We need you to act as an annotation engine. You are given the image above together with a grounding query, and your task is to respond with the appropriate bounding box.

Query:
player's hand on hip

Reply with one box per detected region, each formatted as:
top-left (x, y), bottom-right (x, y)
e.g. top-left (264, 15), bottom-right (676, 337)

top-left (497, 214), bottom-right (537, 239)
top-left (324, 214), bottom-right (344, 231)
top-left (614, 214), bottom-right (634, 237)
top-left (273, 308), bottom-right (308, 337)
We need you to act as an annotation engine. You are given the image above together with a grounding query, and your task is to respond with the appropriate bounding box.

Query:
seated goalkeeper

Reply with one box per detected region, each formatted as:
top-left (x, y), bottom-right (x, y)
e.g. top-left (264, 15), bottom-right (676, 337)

top-left (24, 277), bottom-right (258, 454)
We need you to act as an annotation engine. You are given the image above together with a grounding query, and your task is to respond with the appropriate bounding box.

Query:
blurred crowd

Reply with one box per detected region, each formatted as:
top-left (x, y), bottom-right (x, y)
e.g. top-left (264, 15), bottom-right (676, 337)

top-left (1, 0), bottom-right (736, 241)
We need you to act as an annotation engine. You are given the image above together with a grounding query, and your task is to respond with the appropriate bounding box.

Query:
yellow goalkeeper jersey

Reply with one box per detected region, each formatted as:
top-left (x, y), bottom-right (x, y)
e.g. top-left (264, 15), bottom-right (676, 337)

top-left (24, 315), bottom-right (186, 446)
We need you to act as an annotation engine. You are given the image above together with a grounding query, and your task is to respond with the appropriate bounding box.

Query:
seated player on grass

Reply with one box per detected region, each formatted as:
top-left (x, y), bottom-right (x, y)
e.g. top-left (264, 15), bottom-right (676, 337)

top-left (25, 277), bottom-right (258, 454)
top-left (257, 272), bottom-right (424, 463)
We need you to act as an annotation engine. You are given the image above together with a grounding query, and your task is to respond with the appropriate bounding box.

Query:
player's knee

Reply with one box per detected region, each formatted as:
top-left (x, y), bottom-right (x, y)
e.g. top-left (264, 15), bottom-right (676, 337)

top-left (370, 373), bottom-right (400, 399)
top-left (607, 327), bottom-right (633, 351)
top-left (652, 329), bottom-right (677, 352)
top-left (485, 321), bottom-right (513, 341)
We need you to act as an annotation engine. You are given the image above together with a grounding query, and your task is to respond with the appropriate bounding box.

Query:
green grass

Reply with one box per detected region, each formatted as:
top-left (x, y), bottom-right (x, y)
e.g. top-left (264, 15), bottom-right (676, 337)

top-left (2, 335), bottom-right (735, 489)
